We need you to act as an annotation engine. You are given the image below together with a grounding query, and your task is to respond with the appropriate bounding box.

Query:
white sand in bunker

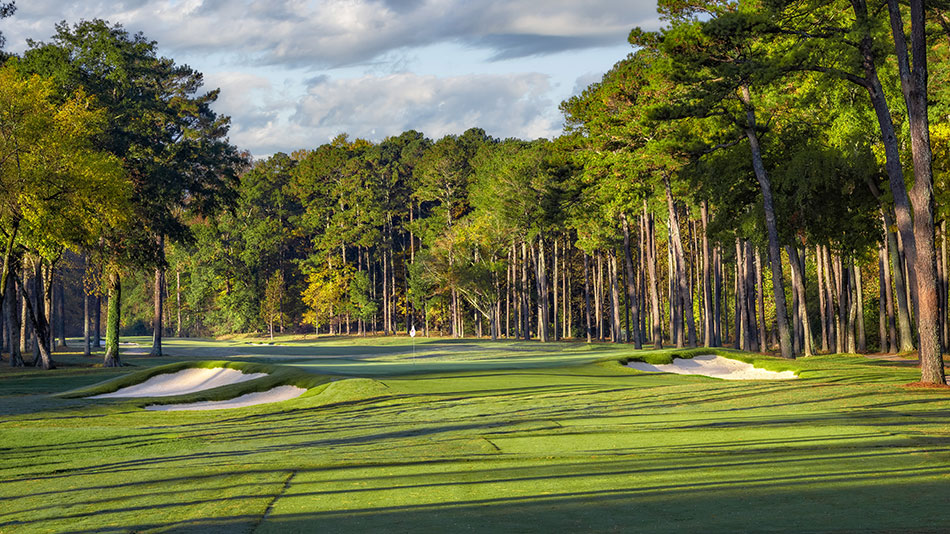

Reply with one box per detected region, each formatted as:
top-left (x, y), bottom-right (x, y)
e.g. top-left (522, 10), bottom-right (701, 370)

top-left (627, 354), bottom-right (797, 380)
top-left (90, 367), bottom-right (268, 398)
top-left (144, 385), bottom-right (306, 411)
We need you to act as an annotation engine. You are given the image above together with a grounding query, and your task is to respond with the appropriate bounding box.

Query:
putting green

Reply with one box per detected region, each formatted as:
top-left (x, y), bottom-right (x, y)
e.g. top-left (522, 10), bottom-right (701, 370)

top-left (0, 337), bottom-right (948, 533)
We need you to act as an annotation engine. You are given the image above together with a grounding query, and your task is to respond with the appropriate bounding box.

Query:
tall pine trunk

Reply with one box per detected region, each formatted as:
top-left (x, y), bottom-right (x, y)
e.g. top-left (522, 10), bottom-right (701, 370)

top-left (700, 202), bottom-right (714, 347)
top-left (855, 262), bottom-right (866, 352)
top-left (881, 246), bottom-right (898, 353)
top-left (740, 84), bottom-right (793, 358)
top-left (584, 253), bottom-right (593, 343)
top-left (83, 282), bottom-right (91, 357)
top-left (644, 203), bottom-right (662, 348)
top-left (665, 178), bottom-right (694, 347)
top-left (56, 277), bottom-right (66, 348)
top-left (176, 269), bottom-right (182, 338)
top-left (5, 267), bottom-right (22, 367)
top-left (745, 241), bottom-right (759, 352)
top-left (755, 248), bottom-right (767, 351)
top-left (150, 260), bottom-right (165, 356)
top-left (594, 250), bottom-right (604, 341)
top-left (787, 245), bottom-right (812, 356)
top-left (884, 214), bottom-right (915, 352)
top-left (887, 0), bottom-right (944, 383)
top-left (817, 246), bottom-right (829, 352)
top-left (103, 271), bottom-right (122, 368)
top-left (621, 214), bottom-right (642, 348)
top-left (609, 249), bottom-right (622, 343)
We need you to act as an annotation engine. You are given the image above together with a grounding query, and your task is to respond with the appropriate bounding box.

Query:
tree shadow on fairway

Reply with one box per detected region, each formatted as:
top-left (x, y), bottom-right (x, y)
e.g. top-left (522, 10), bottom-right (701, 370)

top-left (34, 454), bottom-right (950, 534)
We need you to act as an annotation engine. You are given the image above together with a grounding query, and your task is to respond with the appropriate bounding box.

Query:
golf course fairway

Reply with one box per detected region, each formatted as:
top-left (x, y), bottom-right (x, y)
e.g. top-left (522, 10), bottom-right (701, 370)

top-left (1, 336), bottom-right (949, 533)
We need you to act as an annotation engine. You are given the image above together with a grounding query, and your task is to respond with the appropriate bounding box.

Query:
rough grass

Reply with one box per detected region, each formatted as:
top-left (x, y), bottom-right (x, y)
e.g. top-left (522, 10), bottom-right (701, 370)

top-left (1, 337), bottom-right (949, 533)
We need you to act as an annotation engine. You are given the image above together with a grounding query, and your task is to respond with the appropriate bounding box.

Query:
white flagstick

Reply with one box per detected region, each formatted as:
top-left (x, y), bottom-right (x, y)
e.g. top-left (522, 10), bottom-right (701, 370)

top-left (410, 325), bottom-right (416, 358)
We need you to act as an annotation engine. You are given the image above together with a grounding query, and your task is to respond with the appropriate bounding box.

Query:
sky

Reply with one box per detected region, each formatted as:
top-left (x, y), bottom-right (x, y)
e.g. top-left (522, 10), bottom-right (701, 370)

top-left (0, 1), bottom-right (661, 158)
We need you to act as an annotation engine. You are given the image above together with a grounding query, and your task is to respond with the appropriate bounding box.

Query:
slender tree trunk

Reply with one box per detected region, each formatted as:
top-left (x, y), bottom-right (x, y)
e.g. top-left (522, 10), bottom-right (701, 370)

top-left (822, 246), bottom-right (837, 353)
top-left (754, 248), bottom-right (767, 352)
top-left (609, 249), bottom-right (622, 343)
top-left (848, 261), bottom-right (859, 354)
top-left (643, 203), bottom-right (662, 348)
top-left (832, 256), bottom-right (853, 352)
top-left (94, 293), bottom-right (102, 349)
top-left (879, 248), bottom-right (888, 353)
top-left (20, 269), bottom-right (29, 356)
top-left (740, 84), bottom-right (793, 358)
top-left (150, 237), bottom-right (165, 357)
top-left (943, 221), bottom-right (949, 349)
top-left (584, 253), bottom-right (592, 343)
top-left (5, 264), bottom-right (22, 367)
top-left (103, 271), bottom-right (121, 367)
top-left (882, 245), bottom-right (898, 353)
top-left (621, 213), bottom-right (642, 348)
top-left (176, 269), bottom-right (182, 338)
top-left (55, 276), bottom-right (66, 348)
top-left (736, 239), bottom-right (750, 351)
top-left (790, 249), bottom-right (802, 356)
top-left (745, 241), bottom-right (759, 352)
top-left (566, 246), bottom-right (572, 339)
top-left (553, 238), bottom-right (559, 341)
top-left (855, 262), bottom-right (866, 352)
top-left (391, 248), bottom-right (398, 335)
top-left (506, 245), bottom-right (512, 339)
top-left (817, 246), bottom-right (829, 352)
top-left (700, 202), bottom-right (714, 347)
top-left (714, 247), bottom-right (723, 346)
top-left (383, 248), bottom-right (390, 335)
top-left (535, 237), bottom-right (550, 343)
top-left (83, 281), bottom-right (91, 356)
top-left (35, 259), bottom-right (51, 357)
top-left (669, 236), bottom-right (679, 347)
top-left (787, 245), bottom-right (813, 356)
top-left (884, 214), bottom-right (915, 352)
top-left (941, 221), bottom-right (948, 350)
top-left (595, 251), bottom-right (604, 341)
top-left (522, 241), bottom-right (530, 341)
top-left (665, 181), bottom-right (696, 348)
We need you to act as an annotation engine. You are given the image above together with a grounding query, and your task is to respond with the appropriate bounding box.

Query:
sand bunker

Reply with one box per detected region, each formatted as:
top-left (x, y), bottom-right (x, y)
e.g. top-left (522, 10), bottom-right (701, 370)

top-left (144, 385), bottom-right (306, 411)
top-left (90, 367), bottom-right (268, 398)
top-left (627, 354), bottom-right (797, 380)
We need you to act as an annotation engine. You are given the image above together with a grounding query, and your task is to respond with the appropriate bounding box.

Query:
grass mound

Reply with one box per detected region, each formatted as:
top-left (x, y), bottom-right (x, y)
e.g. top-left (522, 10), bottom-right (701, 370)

top-left (57, 360), bottom-right (333, 408)
top-left (620, 347), bottom-right (802, 376)
top-left (308, 377), bottom-right (392, 406)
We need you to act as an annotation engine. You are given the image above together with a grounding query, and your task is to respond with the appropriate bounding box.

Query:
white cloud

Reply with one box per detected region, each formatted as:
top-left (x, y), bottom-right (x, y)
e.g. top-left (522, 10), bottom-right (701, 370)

top-left (292, 71), bottom-right (558, 143)
top-left (1, 0), bottom-right (658, 68)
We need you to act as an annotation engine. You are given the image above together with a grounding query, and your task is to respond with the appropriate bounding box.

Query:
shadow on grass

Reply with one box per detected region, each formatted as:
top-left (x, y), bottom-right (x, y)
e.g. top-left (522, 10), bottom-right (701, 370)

top-left (14, 453), bottom-right (950, 533)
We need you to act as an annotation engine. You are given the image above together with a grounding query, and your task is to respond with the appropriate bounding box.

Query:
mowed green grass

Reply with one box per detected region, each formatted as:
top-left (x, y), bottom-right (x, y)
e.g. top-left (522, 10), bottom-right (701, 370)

top-left (1, 336), bottom-right (949, 533)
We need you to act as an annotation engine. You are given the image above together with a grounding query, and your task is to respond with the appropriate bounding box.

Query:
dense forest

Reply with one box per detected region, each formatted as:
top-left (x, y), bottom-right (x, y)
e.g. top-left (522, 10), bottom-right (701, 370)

top-left (2, 1), bottom-right (949, 384)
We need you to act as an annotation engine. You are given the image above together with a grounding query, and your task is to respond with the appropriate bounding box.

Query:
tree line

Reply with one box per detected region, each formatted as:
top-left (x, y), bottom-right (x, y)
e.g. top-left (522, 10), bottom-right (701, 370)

top-left (1, 1), bottom-right (948, 384)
